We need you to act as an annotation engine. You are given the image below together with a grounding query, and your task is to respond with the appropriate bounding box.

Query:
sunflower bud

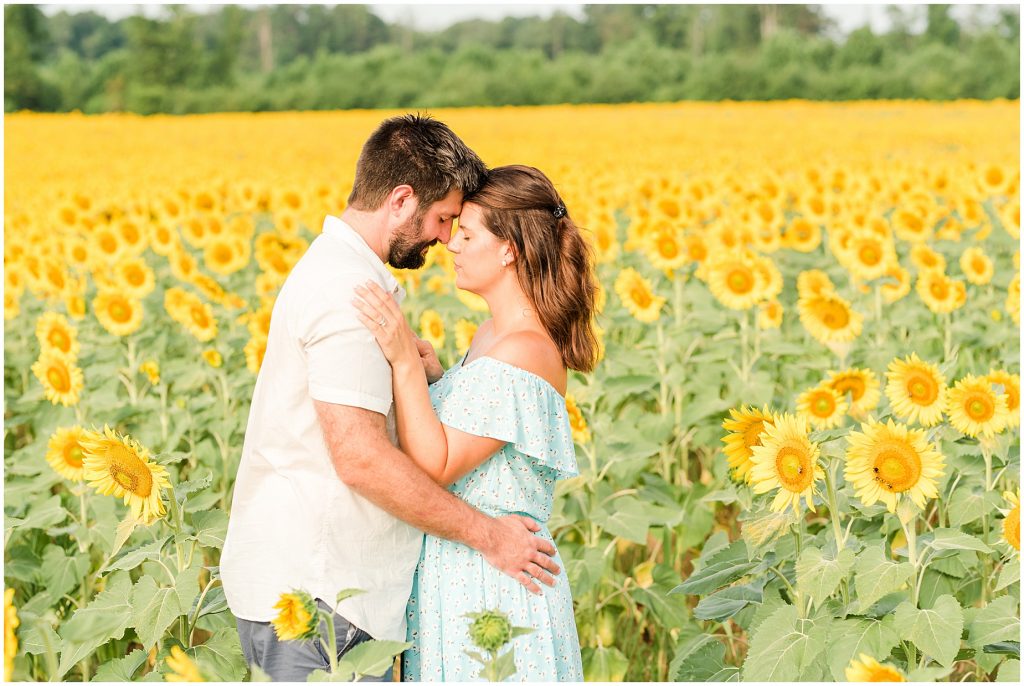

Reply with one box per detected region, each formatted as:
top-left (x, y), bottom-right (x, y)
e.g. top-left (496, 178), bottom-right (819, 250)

top-left (467, 610), bottom-right (513, 653)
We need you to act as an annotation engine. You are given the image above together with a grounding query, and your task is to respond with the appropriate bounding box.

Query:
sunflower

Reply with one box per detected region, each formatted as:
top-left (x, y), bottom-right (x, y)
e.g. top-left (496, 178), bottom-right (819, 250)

top-left (169, 248), bottom-right (198, 283)
top-left (35, 311), bottom-right (80, 359)
top-left (46, 426), bottom-right (90, 482)
top-left (798, 292), bottom-right (863, 345)
top-left (892, 206), bottom-right (933, 243)
top-left (183, 299), bottom-right (218, 342)
top-left (985, 370), bottom-right (1020, 429)
top-left (245, 335), bottom-right (267, 374)
top-left (31, 350), bottom-right (84, 406)
top-left (757, 299), bottom-right (783, 329)
top-left (847, 234), bottom-right (894, 281)
top-left (721, 405), bottom-right (775, 484)
top-left (978, 163), bottom-right (1010, 196)
top-left (797, 384), bottom-right (848, 430)
top-left (643, 222), bottom-right (688, 272)
top-left (1002, 489), bottom-right (1020, 552)
top-left (916, 271), bottom-right (966, 314)
top-left (845, 653), bottom-right (906, 682)
top-left (204, 237), bottom-right (249, 276)
top-left (796, 269), bottom-right (835, 299)
top-left (945, 374), bottom-right (1010, 438)
top-left (826, 368), bottom-right (881, 418)
top-left (4, 588), bottom-right (18, 682)
top-left (419, 310), bottom-right (446, 350)
top-left (4, 292), bottom-right (20, 321)
top-left (844, 419), bottom-right (945, 514)
top-left (565, 394), bottom-right (591, 444)
top-left (140, 360), bottom-right (160, 385)
top-left (115, 258), bottom-right (156, 299)
top-left (909, 244), bottom-right (946, 272)
top-left (455, 319), bottom-right (478, 357)
top-left (749, 413), bottom-right (823, 514)
top-left (148, 221), bottom-right (179, 257)
top-left (880, 265), bottom-right (911, 304)
top-left (959, 247), bottom-right (993, 285)
top-left (81, 426), bottom-right (171, 525)
top-left (247, 304), bottom-right (273, 339)
top-left (165, 645), bottom-right (205, 682)
top-left (885, 353), bottom-right (946, 426)
top-left (707, 253), bottom-right (763, 310)
top-left (998, 199), bottom-right (1020, 239)
top-left (93, 290), bottom-right (144, 337)
top-left (202, 349), bottom-right (223, 368)
top-left (92, 226), bottom-right (123, 263)
top-left (683, 233), bottom-right (709, 264)
top-left (614, 267), bottom-right (666, 323)
top-left (271, 590), bottom-right (318, 641)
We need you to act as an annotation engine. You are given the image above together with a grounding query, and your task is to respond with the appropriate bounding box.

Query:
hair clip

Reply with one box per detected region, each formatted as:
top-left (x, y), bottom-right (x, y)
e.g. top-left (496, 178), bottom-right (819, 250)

top-left (553, 204), bottom-right (567, 219)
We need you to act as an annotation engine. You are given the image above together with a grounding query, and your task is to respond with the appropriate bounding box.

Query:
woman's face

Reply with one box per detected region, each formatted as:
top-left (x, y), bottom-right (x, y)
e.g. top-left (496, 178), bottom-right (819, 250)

top-left (447, 202), bottom-right (510, 294)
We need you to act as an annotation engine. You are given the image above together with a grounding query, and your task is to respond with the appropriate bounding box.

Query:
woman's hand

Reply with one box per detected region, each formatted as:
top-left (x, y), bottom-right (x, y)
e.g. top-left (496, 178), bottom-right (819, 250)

top-left (352, 281), bottom-right (419, 368)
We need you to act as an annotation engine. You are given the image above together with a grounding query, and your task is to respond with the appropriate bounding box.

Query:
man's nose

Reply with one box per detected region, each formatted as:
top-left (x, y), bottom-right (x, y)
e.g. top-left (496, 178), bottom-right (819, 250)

top-left (438, 224), bottom-right (453, 244)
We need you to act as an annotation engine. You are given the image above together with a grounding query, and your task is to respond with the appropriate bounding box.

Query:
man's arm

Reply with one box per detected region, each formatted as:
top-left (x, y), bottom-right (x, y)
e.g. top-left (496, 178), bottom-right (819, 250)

top-left (313, 399), bottom-right (561, 594)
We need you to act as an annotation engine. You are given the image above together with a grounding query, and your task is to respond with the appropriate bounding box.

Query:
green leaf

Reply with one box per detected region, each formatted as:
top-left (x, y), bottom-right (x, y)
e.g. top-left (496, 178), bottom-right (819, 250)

top-left (489, 647), bottom-right (519, 682)
top-left (675, 541), bottom-right (759, 595)
top-left (7, 494), bottom-right (69, 532)
top-left (947, 489), bottom-right (1002, 527)
top-left (926, 528), bottom-right (992, 553)
top-left (131, 575), bottom-right (184, 650)
top-left (39, 545), bottom-right (87, 602)
top-left (853, 544), bottom-right (915, 613)
top-left (174, 474), bottom-right (213, 499)
top-left (336, 588), bottom-right (367, 604)
top-left (191, 509), bottom-right (229, 549)
top-left (191, 628), bottom-right (247, 681)
top-left (90, 648), bottom-right (148, 681)
top-left (984, 641), bottom-right (1021, 658)
top-left (307, 667), bottom-right (356, 681)
top-left (796, 546), bottom-right (855, 610)
top-left (742, 604), bottom-right (828, 681)
top-left (107, 537), bottom-right (170, 572)
top-left (996, 659), bottom-right (1020, 683)
top-left (108, 515), bottom-right (139, 563)
top-left (582, 645), bottom-right (629, 682)
top-left (670, 633), bottom-right (740, 681)
top-left (996, 562), bottom-right (1020, 591)
top-left (907, 665), bottom-right (954, 681)
top-left (57, 571), bottom-right (134, 678)
top-left (966, 596), bottom-right (1020, 649)
top-left (893, 595), bottom-right (964, 668)
top-left (174, 559), bottom-right (202, 615)
top-left (19, 619), bottom-right (61, 657)
top-left (592, 495), bottom-right (650, 543)
top-left (337, 639), bottom-right (410, 679)
top-left (826, 616), bottom-right (901, 681)
top-left (694, 577), bottom-right (767, 622)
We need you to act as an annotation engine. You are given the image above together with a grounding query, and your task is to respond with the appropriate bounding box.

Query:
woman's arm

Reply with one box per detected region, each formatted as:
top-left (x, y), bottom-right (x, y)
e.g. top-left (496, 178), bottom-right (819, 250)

top-left (353, 281), bottom-right (504, 485)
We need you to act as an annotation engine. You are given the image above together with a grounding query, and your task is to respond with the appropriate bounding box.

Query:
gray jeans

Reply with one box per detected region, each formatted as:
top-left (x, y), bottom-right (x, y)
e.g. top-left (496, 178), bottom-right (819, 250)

top-left (236, 599), bottom-right (394, 682)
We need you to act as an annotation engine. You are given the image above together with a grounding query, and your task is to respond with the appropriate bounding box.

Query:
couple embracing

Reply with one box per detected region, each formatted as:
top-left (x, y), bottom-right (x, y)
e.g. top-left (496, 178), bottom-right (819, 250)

top-left (220, 114), bottom-right (599, 682)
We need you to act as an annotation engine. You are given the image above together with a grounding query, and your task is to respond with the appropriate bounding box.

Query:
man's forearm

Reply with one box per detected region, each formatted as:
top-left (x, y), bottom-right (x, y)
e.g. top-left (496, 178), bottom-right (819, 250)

top-left (341, 438), bottom-right (493, 551)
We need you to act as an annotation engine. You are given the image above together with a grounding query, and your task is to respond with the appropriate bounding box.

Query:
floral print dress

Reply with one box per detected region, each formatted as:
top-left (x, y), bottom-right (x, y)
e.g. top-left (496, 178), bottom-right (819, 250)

top-left (402, 356), bottom-right (584, 682)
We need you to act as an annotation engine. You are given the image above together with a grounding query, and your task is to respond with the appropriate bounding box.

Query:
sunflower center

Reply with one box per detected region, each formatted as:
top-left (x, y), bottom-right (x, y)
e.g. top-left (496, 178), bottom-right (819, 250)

top-left (65, 444), bottom-right (84, 468)
top-left (972, 258), bottom-right (986, 273)
top-left (812, 394), bottom-right (835, 416)
top-left (100, 235), bottom-right (118, 253)
top-left (47, 365), bottom-right (71, 392)
top-left (775, 445), bottom-right (812, 491)
top-left (191, 307), bottom-right (210, 328)
top-left (658, 237), bottom-right (678, 259)
top-left (859, 245), bottom-right (881, 265)
top-left (215, 246), bottom-right (233, 263)
top-left (818, 300), bottom-right (850, 329)
top-left (872, 441), bottom-right (922, 492)
top-left (986, 168), bottom-right (1004, 186)
top-left (127, 269), bottom-right (145, 286)
top-left (834, 377), bottom-right (865, 401)
top-left (107, 444), bottom-right (153, 497)
top-left (907, 373), bottom-right (938, 404)
top-left (930, 280), bottom-right (949, 299)
top-left (110, 300), bottom-right (132, 323)
top-left (727, 269), bottom-right (754, 294)
top-left (630, 285), bottom-right (653, 308)
top-left (48, 328), bottom-right (71, 353)
top-left (964, 392), bottom-right (994, 421)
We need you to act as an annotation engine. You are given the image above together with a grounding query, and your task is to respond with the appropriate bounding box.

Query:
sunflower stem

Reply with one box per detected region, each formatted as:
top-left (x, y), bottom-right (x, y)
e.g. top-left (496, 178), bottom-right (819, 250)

top-left (77, 487), bottom-right (89, 553)
top-left (823, 461), bottom-right (845, 552)
top-left (942, 312), bottom-right (953, 362)
top-left (322, 606), bottom-right (339, 674)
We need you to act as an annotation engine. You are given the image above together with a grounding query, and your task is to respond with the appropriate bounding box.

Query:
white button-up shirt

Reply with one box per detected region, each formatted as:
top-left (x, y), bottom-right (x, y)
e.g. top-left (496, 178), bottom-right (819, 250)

top-left (221, 216), bottom-right (422, 641)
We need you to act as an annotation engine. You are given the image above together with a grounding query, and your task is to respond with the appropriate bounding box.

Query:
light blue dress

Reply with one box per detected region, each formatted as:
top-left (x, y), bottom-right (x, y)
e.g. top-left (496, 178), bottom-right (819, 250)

top-left (402, 356), bottom-right (584, 682)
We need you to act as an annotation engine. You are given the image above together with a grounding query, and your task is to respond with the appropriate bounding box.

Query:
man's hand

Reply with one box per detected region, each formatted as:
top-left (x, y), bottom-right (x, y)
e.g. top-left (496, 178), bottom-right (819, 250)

top-left (414, 336), bottom-right (444, 384)
top-left (480, 515), bottom-right (561, 595)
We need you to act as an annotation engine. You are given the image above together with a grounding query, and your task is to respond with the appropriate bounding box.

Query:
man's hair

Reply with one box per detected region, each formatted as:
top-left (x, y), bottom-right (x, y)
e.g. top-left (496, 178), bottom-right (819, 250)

top-left (347, 113), bottom-right (487, 211)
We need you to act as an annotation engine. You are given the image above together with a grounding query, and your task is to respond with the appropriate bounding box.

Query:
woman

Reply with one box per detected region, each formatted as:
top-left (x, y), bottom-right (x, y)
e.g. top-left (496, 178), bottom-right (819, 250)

top-left (352, 164), bottom-right (598, 681)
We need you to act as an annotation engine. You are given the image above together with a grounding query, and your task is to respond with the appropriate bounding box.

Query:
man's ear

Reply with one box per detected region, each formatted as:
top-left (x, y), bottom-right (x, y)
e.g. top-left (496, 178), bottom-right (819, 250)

top-left (387, 185), bottom-right (416, 217)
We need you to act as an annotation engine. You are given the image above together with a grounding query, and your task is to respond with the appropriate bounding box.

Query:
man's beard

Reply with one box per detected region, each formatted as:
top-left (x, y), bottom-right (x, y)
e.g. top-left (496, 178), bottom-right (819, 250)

top-left (387, 207), bottom-right (435, 270)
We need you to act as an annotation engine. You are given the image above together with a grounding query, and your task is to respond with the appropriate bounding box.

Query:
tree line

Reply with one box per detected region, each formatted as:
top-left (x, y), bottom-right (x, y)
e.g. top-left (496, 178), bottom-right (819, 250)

top-left (4, 4), bottom-right (1019, 114)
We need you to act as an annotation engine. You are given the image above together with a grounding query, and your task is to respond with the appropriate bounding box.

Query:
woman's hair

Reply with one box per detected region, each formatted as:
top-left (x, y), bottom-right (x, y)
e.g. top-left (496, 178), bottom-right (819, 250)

top-left (464, 165), bottom-right (599, 373)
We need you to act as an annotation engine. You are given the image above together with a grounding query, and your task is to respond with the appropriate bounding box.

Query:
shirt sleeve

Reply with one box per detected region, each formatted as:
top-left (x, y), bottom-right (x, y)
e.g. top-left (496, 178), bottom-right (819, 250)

top-left (296, 271), bottom-right (394, 415)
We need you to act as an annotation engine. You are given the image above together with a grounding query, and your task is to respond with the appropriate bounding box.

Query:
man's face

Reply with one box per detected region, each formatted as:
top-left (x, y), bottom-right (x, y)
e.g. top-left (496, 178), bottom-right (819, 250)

top-left (388, 188), bottom-right (463, 270)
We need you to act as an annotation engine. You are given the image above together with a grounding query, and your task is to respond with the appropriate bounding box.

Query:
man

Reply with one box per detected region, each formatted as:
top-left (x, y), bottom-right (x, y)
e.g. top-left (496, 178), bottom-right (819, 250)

top-left (220, 114), bottom-right (562, 681)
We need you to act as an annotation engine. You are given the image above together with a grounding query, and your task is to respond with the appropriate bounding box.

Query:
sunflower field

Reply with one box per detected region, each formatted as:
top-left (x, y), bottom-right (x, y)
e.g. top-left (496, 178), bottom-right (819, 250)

top-left (3, 101), bottom-right (1021, 682)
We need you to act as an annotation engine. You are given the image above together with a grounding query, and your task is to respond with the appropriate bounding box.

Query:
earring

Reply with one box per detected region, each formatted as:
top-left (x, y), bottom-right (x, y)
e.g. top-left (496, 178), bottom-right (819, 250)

top-left (501, 259), bottom-right (509, 267)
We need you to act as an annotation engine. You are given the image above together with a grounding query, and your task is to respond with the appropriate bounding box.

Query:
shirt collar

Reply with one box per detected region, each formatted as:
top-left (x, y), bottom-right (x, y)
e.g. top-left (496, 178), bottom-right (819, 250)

top-left (320, 215), bottom-right (405, 301)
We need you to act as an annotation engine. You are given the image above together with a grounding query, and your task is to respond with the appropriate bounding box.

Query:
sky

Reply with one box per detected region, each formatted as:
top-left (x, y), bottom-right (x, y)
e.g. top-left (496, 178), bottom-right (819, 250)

top-left (36, 2), bottom-right (1017, 38)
